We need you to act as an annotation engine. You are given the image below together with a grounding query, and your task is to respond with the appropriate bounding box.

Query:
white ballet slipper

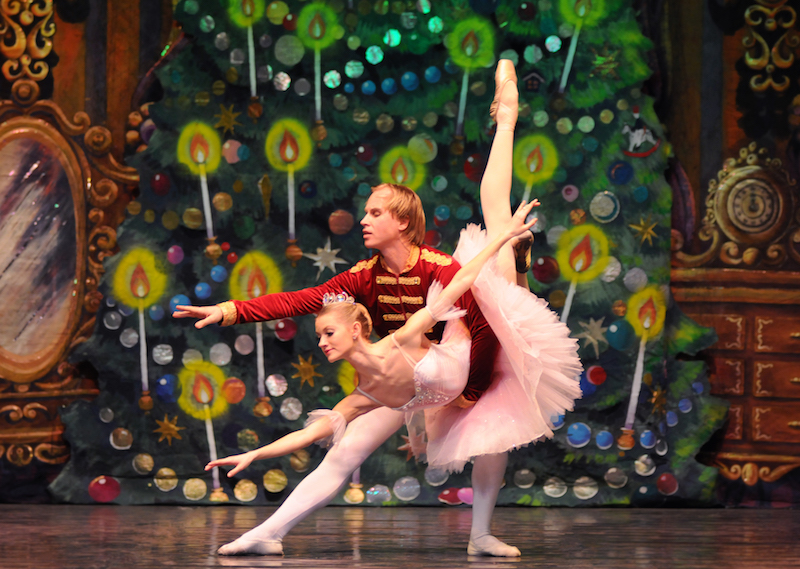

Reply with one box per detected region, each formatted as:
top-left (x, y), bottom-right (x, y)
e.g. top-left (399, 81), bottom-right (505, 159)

top-left (217, 537), bottom-right (284, 556)
top-left (467, 535), bottom-right (521, 557)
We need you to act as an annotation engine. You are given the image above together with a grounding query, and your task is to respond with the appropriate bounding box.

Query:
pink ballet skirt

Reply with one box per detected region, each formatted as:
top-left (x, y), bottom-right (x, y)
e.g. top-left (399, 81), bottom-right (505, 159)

top-left (411, 225), bottom-right (583, 472)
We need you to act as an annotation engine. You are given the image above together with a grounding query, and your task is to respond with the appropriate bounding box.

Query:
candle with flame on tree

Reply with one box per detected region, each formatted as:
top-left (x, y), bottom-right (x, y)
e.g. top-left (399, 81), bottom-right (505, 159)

top-left (378, 146), bottom-right (427, 191)
top-left (555, 225), bottom-right (610, 324)
top-left (558, 0), bottom-right (608, 93)
top-left (112, 248), bottom-right (168, 410)
top-left (444, 17), bottom-right (495, 141)
top-left (177, 122), bottom-right (223, 260)
top-left (227, 0), bottom-right (266, 99)
top-left (617, 286), bottom-right (666, 450)
top-left (178, 361), bottom-right (231, 501)
top-left (230, 251), bottom-right (283, 416)
top-left (513, 134), bottom-right (559, 204)
top-left (297, 2), bottom-right (341, 140)
top-left (265, 119), bottom-right (313, 262)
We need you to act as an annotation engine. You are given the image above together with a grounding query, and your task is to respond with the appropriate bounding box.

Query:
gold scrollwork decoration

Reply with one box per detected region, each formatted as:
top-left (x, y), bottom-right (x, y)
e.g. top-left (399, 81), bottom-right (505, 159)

top-left (34, 442), bottom-right (69, 464)
top-left (743, 0), bottom-right (799, 93)
top-left (0, 402), bottom-right (49, 422)
top-left (6, 444), bottom-right (34, 467)
top-left (0, 0), bottom-right (55, 84)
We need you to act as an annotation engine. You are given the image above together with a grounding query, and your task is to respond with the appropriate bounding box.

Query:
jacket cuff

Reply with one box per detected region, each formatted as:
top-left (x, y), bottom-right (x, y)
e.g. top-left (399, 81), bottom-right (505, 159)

top-left (217, 301), bottom-right (238, 326)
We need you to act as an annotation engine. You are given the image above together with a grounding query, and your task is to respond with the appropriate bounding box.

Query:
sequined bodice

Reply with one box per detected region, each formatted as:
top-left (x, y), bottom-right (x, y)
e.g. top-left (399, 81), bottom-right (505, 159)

top-left (356, 329), bottom-right (470, 412)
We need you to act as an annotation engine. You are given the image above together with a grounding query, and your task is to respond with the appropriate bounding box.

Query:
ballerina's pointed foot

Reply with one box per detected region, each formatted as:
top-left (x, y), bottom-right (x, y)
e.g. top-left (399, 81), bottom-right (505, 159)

top-left (467, 535), bottom-right (521, 557)
top-left (217, 537), bottom-right (284, 556)
top-left (489, 59), bottom-right (519, 129)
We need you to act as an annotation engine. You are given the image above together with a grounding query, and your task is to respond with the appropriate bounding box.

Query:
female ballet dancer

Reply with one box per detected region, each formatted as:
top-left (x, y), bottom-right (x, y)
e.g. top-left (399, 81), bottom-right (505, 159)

top-left (204, 198), bottom-right (540, 477)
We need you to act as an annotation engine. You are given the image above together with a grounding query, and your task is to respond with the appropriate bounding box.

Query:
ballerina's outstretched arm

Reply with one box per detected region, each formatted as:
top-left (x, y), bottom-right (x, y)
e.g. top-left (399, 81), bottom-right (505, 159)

top-left (205, 392), bottom-right (378, 477)
top-left (394, 200), bottom-right (538, 349)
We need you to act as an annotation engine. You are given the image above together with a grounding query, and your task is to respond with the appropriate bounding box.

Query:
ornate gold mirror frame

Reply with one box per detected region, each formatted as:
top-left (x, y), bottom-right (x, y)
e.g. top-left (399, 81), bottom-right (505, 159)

top-left (0, 2), bottom-right (137, 468)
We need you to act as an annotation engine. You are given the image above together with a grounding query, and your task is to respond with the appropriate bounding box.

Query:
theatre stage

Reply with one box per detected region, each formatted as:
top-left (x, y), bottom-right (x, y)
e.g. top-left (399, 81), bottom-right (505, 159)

top-left (2, 505), bottom-right (798, 568)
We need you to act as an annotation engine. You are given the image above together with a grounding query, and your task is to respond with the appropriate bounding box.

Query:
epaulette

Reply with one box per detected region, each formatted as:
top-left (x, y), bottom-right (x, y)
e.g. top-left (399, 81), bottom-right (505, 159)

top-left (420, 248), bottom-right (453, 267)
top-left (349, 255), bottom-right (379, 273)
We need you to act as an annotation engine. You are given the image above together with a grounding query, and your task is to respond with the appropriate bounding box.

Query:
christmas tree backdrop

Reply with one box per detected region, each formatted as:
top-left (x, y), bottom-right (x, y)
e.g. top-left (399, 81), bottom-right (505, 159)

top-left (51, 0), bottom-right (727, 507)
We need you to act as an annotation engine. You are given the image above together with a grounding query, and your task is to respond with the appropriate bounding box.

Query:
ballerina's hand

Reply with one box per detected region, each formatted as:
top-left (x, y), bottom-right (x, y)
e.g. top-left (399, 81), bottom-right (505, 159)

top-left (508, 200), bottom-right (539, 238)
top-left (205, 452), bottom-right (254, 478)
top-left (172, 305), bottom-right (223, 329)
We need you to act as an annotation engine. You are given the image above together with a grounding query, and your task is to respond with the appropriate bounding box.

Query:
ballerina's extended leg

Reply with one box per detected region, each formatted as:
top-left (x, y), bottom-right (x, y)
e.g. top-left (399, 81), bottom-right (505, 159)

top-left (217, 407), bottom-right (405, 555)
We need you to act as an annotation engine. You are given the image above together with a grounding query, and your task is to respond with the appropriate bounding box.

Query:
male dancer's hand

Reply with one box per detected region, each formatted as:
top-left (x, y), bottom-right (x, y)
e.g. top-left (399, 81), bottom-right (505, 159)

top-left (173, 305), bottom-right (223, 328)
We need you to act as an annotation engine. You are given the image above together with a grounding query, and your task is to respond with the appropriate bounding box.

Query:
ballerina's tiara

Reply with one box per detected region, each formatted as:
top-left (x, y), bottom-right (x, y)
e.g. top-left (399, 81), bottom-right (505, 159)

top-left (322, 291), bottom-right (355, 306)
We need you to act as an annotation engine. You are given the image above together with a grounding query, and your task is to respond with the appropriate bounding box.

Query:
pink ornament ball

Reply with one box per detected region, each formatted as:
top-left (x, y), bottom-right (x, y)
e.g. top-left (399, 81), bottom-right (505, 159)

top-left (222, 140), bottom-right (242, 164)
top-left (456, 487), bottom-right (474, 505)
top-left (88, 475), bottom-right (121, 503)
top-left (167, 245), bottom-right (184, 265)
top-left (275, 318), bottom-right (298, 341)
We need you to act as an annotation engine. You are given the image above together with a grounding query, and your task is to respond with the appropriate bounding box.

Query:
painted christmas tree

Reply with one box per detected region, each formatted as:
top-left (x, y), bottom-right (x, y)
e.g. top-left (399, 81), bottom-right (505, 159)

top-left (52, 0), bottom-right (726, 507)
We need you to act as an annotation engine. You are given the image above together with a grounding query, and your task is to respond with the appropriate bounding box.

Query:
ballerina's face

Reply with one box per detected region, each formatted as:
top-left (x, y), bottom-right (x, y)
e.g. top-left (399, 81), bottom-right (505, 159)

top-left (315, 312), bottom-right (355, 363)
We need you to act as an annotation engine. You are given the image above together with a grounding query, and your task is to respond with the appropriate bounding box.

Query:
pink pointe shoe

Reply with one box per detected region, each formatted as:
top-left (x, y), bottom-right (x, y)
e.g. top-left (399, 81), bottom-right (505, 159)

top-left (217, 537), bottom-right (284, 556)
top-left (489, 59), bottom-right (519, 130)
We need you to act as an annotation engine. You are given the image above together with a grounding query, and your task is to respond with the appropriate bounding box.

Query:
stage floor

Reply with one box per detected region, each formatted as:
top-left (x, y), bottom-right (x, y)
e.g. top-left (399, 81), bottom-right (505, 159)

top-left (2, 505), bottom-right (799, 568)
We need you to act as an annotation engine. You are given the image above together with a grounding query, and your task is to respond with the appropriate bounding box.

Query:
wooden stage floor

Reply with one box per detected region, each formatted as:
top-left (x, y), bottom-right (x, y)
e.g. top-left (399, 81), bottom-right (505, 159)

top-left (2, 505), bottom-right (799, 568)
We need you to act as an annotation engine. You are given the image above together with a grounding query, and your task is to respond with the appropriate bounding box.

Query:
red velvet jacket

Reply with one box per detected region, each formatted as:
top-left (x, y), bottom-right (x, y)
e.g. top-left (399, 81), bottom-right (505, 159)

top-left (230, 245), bottom-right (499, 401)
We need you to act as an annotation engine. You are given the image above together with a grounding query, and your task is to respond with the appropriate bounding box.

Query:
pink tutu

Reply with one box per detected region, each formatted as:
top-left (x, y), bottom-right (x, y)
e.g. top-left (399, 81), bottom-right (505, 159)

top-left (414, 225), bottom-right (583, 472)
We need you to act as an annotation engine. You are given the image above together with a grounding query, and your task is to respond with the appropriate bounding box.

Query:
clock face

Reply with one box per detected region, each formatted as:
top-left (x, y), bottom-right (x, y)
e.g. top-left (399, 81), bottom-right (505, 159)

top-left (727, 179), bottom-right (780, 234)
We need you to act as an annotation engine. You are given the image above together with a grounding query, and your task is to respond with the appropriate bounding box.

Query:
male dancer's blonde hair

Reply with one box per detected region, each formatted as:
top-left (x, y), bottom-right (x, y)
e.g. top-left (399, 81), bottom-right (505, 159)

top-left (371, 183), bottom-right (426, 246)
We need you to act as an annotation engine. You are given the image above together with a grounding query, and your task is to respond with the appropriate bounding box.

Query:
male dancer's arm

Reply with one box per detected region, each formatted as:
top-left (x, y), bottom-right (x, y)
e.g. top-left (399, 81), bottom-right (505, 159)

top-left (221, 262), bottom-right (373, 325)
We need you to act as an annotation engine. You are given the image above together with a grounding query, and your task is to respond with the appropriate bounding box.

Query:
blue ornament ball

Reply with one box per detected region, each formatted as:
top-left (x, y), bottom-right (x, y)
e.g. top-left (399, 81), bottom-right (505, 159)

top-left (148, 304), bottom-right (165, 321)
top-left (606, 319), bottom-right (634, 350)
top-left (155, 374), bottom-right (178, 403)
top-left (381, 78), bottom-right (397, 95)
top-left (595, 430), bottom-right (614, 450)
top-left (424, 66), bottom-right (441, 83)
top-left (117, 304), bottom-right (135, 317)
top-left (444, 58), bottom-right (459, 74)
top-left (169, 294), bottom-right (190, 314)
top-left (692, 381), bottom-right (704, 394)
top-left (210, 265), bottom-right (228, 283)
top-left (361, 80), bottom-right (376, 95)
top-left (236, 144), bottom-right (250, 161)
top-left (550, 414), bottom-right (565, 430)
top-left (328, 153), bottom-right (343, 167)
top-left (579, 371), bottom-right (597, 396)
top-left (666, 411), bottom-right (678, 427)
top-left (401, 71), bottom-right (419, 91)
top-left (194, 282), bottom-right (212, 300)
top-left (678, 398), bottom-right (693, 413)
top-left (344, 82), bottom-right (355, 93)
top-left (567, 422), bottom-right (592, 448)
top-left (639, 430), bottom-right (657, 449)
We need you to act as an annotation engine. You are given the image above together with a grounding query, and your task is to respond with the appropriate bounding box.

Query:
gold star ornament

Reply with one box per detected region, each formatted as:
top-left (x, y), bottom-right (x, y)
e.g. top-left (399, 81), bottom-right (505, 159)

top-left (214, 104), bottom-right (242, 135)
top-left (291, 354), bottom-right (322, 388)
top-left (154, 414), bottom-right (185, 446)
top-left (629, 214), bottom-right (659, 246)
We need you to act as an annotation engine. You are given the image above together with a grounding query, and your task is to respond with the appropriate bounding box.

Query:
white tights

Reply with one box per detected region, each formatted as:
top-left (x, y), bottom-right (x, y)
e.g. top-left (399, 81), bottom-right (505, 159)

top-left (230, 407), bottom-right (508, 551)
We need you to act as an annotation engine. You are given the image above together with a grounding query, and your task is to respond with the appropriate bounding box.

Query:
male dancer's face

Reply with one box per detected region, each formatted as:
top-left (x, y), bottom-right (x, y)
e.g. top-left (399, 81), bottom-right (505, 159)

top-left (360, 188), bottom-right (408, 251)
